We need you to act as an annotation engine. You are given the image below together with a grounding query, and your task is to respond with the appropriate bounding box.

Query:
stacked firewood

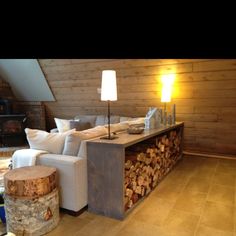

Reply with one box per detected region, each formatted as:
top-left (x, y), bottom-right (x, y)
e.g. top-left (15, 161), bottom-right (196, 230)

top-left (124, 129), bottom-right (182, 210)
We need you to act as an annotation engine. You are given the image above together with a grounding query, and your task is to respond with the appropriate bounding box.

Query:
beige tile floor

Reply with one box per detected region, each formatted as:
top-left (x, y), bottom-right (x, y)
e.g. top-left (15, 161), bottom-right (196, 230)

top-left (2, 155), bottom-right (236, 235)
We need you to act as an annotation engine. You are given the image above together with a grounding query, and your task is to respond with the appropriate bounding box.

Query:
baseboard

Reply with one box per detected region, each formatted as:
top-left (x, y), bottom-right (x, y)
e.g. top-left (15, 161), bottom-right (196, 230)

top-left (183, 151), bottom-right (236, 160)
top-left (60, 205), bottom-right (88, 217)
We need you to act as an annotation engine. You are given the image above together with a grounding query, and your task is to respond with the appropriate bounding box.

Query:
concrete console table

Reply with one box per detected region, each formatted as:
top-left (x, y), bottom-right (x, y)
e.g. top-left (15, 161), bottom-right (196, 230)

top-left (87, 122), bottom-right (184, 220)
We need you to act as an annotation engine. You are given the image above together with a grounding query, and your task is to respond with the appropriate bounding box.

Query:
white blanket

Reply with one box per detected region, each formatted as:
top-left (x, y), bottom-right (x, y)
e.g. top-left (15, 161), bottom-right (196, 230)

top-left (12, 149), bottom-right (49, 169)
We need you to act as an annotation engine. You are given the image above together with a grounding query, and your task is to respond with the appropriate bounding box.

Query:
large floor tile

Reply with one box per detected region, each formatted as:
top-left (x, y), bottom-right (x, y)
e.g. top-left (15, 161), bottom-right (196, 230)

top-left (212, 172), bottom-right (236, 187)
top-left (199, 201), bottom-right (234, 232)
top-left (191, 166), bottom-right (215, 180)
top-left (216, 164), bottom-right (236, 176)
top-left (162, 209), bottom-right (199, 236)
top-left (115, 220), bottom-right (170, 236)
top-left (195, 225), bottom-right (234, 236)
top-left (74, 215), bottom-right (124, 236)
top-left (160, 169), bottom-right (191, 186)
top-left (207, 184), bottom-right (235, 206)
top-left (174, 162), bottom-right (198, 172)
top-left (152, 182), bottom-right (184, 202)
top-left (46, 214), bottom-right (94, 236)
top-left (173, 190), bottom-right (207, 215)
top-left (200, 157), bottom-right (219, 168)
top-left (218, 159), bottom-right (236, 169)
top-left (133, 196), bottom-right (174, 226)
top-left (184, 177), bottom-right (211, 193)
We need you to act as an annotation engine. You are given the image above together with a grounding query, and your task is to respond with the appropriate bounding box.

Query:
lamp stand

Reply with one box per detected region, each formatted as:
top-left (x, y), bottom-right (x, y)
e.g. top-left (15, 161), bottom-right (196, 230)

top-left (100, 100), bottom-right (118, 140)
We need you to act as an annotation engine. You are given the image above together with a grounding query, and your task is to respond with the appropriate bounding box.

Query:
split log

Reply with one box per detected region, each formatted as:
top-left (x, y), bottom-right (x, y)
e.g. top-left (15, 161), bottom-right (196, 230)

top-left (4, 166), bottom-right (57, 199)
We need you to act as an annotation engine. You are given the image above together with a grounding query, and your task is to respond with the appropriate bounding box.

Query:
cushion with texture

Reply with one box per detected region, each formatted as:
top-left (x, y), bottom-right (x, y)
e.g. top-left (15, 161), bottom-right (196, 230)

top-left (95, 115), bottom-right (106, 126)
top-left (62, 132), bottom-right (82, 156)
top-left (95, 115), bottom-right (120, 126)
top-left (76, 126), bottom-right (107, 140)
top-left (25, 128), bottom-right (75, 154)
top-left (73, 115), bottom-right (97, 127)
top-left (54, 118), bottom-right (73, 133)
top-left (126, 117), bottom-right (145, 127)
top-left (108, 115), bottom-right (120, 124)
top-left (69, 120), bottom-right (91, 131)
top-left (106, 123), bottom-right (129, 133)
top-left (120, 116), bottom-right (135, 122)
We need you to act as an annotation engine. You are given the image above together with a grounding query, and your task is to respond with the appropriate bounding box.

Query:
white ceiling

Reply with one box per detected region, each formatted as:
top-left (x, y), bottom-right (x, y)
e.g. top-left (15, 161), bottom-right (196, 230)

top-left (0, 59), bottom-right (55, 101)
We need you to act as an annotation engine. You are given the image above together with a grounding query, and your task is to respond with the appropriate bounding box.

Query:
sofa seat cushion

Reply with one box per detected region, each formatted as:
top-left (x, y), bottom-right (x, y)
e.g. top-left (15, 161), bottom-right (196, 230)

top-left (36, 153), bottom-right (80, 164)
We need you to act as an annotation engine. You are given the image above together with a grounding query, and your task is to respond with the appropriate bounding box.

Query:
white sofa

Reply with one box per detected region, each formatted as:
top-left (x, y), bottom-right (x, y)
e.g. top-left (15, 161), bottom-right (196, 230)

top-left (13, 115), bottom-right (144, 214)
top-left (36, 143), bottom-right (88, 213)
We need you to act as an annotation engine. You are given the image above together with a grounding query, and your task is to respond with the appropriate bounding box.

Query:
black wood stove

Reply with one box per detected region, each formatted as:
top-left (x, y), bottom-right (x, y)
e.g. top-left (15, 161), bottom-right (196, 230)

top-left (0, 99), bottom-right (27, 147)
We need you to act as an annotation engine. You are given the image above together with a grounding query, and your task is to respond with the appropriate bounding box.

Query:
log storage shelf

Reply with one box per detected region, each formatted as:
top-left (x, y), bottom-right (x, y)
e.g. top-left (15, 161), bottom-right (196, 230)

top-left (87, 122), bottom-right (184, 220)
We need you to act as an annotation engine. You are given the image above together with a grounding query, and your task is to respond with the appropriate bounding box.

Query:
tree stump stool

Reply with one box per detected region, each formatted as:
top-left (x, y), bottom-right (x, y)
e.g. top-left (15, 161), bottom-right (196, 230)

top-left (4, 165), bottom-right (59, 236)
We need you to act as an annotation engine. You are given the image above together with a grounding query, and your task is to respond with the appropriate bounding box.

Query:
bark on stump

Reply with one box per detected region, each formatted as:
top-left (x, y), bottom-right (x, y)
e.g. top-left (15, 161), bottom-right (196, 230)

top-left (4, 165), bottom-right (59, 236)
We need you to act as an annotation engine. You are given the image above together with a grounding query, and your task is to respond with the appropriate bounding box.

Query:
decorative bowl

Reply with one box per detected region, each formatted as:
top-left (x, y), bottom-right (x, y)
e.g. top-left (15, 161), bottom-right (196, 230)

top-left (127, 127), bottom-right (144, 134)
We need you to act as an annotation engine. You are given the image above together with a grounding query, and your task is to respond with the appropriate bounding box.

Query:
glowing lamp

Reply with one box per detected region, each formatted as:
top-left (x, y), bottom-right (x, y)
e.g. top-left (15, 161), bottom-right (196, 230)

top-left (161, 74), bottom-right (175, 110)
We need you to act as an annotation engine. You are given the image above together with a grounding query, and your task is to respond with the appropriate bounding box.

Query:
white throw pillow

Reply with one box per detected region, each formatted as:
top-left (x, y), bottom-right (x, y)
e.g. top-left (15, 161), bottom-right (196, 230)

top-left (25, 128), bottom-right (75, 154)
top-left (54, 118), bottom-right (73, 133)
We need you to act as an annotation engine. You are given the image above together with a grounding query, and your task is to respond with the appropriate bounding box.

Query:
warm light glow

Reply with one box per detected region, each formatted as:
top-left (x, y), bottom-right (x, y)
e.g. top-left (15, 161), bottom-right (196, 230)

top-left (161, 74), bottom-right (175, 102)
top-left (161, 86), bottom-right (172, 102)
top-left (101, 70), bottom-right (117, 101)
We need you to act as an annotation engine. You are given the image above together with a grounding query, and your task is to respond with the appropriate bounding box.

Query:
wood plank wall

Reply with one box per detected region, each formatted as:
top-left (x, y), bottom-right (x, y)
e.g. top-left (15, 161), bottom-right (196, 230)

top-left (38, 59), bottom-right (236, 157)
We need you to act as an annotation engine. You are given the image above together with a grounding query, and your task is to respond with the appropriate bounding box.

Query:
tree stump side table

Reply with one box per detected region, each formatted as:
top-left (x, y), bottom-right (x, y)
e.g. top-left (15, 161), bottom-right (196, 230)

top-left (4, 165), bottom-right (59, 236)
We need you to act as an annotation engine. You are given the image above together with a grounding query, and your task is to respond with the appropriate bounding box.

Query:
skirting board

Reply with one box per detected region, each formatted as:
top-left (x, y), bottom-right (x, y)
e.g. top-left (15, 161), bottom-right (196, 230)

top-left (183, 151), bottom-right (236, 160)
top-left (60, 205), bottom-right (88, 217)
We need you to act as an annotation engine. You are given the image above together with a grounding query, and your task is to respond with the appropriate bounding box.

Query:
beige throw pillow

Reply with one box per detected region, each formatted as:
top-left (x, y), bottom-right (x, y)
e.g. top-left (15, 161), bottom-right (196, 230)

top-left (25, 128), bottom-right (75, 154)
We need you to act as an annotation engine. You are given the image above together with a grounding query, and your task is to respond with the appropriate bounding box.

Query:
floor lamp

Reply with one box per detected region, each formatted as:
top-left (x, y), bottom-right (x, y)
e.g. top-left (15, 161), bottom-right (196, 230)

top-left (101, 70), bottom-right (118, 140)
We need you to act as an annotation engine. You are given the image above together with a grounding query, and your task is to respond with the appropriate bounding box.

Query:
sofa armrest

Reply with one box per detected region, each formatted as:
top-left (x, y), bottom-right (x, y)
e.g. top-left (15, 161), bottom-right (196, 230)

top-left (36, 154), bottom-right (87, 211)
top-left (50, 128), bottom-right (59, 133)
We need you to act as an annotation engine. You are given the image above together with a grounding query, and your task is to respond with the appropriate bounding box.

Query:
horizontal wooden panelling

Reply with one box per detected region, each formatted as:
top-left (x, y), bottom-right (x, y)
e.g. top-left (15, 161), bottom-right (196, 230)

top-left (39, 59), bottom-right (236, 157)
top-left (41, 59), bottom-right (212, 68)
top-left (41, 59), bottom-right (194, 74)
top-left (42, 61), bottom-right (193, 77)
top-left (193, 60), bottom-right (236, 72)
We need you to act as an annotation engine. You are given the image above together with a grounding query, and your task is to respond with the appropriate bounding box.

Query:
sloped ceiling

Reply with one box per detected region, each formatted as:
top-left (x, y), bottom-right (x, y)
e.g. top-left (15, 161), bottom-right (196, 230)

top-left (0, 59), bottom-right (55, 101)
